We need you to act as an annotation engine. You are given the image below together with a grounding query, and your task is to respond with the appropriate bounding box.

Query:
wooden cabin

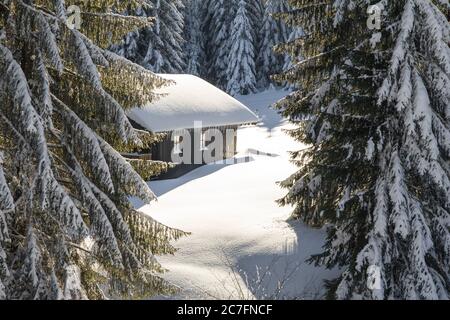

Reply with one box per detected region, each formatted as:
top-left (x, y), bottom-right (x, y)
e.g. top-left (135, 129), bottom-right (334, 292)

top-left (128, 74), bottom-right (259, 179)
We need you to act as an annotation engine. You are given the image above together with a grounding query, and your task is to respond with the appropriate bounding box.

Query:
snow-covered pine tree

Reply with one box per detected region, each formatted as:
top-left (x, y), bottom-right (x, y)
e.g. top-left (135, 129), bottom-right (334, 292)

top-left (109, 4), bottom-right (148, 64)
top-left (114, 0), bottom-right (185, 73)
top-left (148, 0), bottom-right (185, 73)
top-left (275, 0), bottom-right (450, 299)
top-left (0, 0), bottom-right (187, 299)
top-left (246, 0), bottom-right (265, 51)
top-left (183, 0), bottom-right (204, 76)
top-left (202, 0), bottom-right (236, 89)
top-left (257, 0), bottom-right (291, 88)
top-left (226, 0), bottom-right (257, 96)
top-left (139, 2), bottom-right (165, 73)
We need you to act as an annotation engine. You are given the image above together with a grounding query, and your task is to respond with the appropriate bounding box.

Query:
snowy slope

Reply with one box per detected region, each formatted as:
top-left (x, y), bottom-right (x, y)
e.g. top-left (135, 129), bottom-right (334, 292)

top-left (136, 89), bottom-right (340, 299)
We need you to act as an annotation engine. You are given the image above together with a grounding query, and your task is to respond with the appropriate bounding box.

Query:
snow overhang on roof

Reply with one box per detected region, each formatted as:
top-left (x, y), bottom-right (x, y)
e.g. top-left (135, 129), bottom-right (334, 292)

top-left (127, 74), bottom-right (259, 133)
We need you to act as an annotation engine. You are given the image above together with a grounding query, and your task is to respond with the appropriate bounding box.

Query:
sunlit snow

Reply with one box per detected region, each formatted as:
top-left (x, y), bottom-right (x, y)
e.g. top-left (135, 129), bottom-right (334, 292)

top-left (136, 89), bottom-right (340, 299)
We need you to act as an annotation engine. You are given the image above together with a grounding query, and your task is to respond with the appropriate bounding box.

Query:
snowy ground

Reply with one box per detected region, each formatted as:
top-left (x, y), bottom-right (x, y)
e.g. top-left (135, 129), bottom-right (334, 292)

top-left (136, 89), bottom-right (340, 300)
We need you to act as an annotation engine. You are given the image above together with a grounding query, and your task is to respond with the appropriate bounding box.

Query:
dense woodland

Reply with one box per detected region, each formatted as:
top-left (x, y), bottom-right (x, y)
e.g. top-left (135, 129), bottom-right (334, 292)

top-left (112, 0), bottom-right (299, 95)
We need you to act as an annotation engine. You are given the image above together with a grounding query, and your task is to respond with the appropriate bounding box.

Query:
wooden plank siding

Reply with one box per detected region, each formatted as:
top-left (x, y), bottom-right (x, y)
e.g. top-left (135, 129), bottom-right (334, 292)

top-left (152, 125), bottom-right (239, 164)
top-left (127, 117), bottom-right (254, 179)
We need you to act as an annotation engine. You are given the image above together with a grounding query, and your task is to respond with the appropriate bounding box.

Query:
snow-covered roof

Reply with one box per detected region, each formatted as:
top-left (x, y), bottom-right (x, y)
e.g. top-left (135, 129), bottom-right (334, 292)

top-left (128, 74), bottom-right (259, 133)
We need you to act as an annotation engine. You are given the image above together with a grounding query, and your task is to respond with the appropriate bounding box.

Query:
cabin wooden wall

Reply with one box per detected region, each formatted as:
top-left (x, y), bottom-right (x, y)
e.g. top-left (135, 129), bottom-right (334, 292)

top-left (152, 125), bottom-right (239, 164)
top-left (127, 123), bottom-right (242, 179)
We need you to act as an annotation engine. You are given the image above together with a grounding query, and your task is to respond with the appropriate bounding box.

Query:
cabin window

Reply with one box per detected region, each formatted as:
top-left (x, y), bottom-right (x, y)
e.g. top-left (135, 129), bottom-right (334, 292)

top-left (226, 129), bottom-right (236, 156)
top-left (200, 131), bottom-right (208, 151)
top-left (173, 135), bottom-right (182, 154)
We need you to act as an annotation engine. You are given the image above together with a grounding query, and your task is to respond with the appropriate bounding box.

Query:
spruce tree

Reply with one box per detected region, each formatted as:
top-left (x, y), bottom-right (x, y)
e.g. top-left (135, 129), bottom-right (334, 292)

top-left (257, 0), bottom-right (291, 88)
top-left (276, 0), bottom-right (450, 299)
top-left (113, 0), bottom-right (185, 73)
top-left (109, 4), bottom-right (148, 65)
top-left (226, 0), bottom-right (257, 96)
top-left (183, 0), bottom-right (204, 76)
top-left (0, 0), bottom-right (186, 299)
top-left (141, 0), bottom-right (185, 73)
top-left (202, 0), bottom-right (235, 89)
top-left (246, 0), bottom-right (265, 52)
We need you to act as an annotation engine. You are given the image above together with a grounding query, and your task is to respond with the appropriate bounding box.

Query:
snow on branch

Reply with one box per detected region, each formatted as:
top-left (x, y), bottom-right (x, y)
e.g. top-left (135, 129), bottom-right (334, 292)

top-left (67, 157), bottom-right (124, 269)
top-left (378, 0), bottom-right (414, 104)
top-left (97, 136), bottom-right (156, 204)
top-left (53, 95), bottom-right (115, 193)
top-left (100, 50), bottom-right (169, 109)
top-left (0, 43), bottom-right (88, 239)
top-left (0, 154), bottom-right (14, 214)
top-left (33, 6), bottom-right (64, 73)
